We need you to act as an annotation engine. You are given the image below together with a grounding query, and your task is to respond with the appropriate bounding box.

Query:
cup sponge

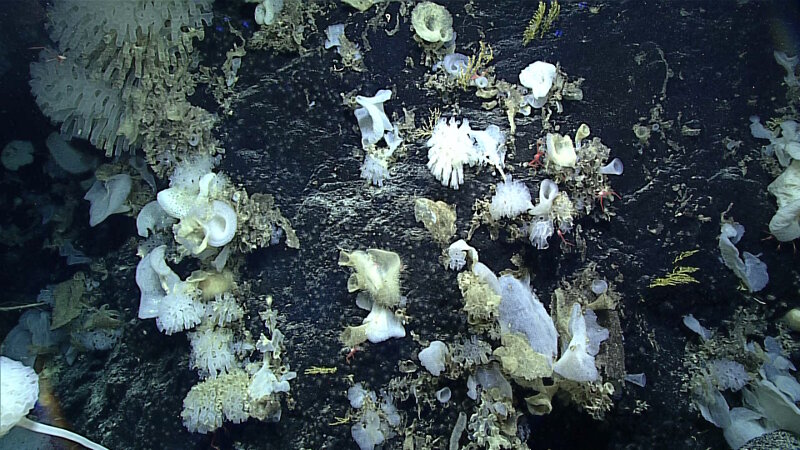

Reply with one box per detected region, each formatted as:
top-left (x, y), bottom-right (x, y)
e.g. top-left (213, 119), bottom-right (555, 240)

top-left (339, 249), bottom-right (402, 308)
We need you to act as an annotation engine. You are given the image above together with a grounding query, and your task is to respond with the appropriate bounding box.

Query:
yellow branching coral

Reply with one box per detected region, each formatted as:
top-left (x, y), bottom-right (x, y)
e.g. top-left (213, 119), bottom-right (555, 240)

top-left (649, 250), bottom-right (700, 288)
top-left (523, 3), bottom-right (546, 45)
top-left (328, 416), bottom-right (350, 426)
top-left (456, 41), bottom-right (493, 90)
top-left (407, 107), bottom-right (441, 141)
top-left (546, 1), bottom-right (561, 32)
top-left (522, 1), bottom-right (560, 45)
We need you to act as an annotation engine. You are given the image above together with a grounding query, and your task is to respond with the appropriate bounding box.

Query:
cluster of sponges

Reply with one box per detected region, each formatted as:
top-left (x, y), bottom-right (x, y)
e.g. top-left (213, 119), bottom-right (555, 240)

top-left (180, 302), bottom-right (296, 434)
top-left (347, 383), bottom-right (402, 450)
top-left (139, 158), bottom-right (298, 253)
top-left (687, 315), bottom-right (800, 449)
top-left (156, 171), bottom-right (238, 256)
top-left (450, 248), bottom-right (609, 384)
top-left (751, 116), bottom-right (800, 242)
top-left (136, 220), bottom-right (295, 434)
top-left (353, 90), bottom-right (404, 187)
top-left (135, 157), bottom-right (241, 258)
top-left (488, 175), bottom-right (566, 249)
top-left (426, 117), bottom-right (506, 189)
top-left (131, 155), bottom-right (298, 435)
top-left (30, 0), bottom-right (213, 156)
top-left (487, 124), bottom-right (623, 249)
top-left (136, 245), bottom-right (206, 334)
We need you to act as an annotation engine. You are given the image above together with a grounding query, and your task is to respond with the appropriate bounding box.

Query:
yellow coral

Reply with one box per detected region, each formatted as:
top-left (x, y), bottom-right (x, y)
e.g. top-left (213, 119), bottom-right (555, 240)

top-left (649, 250), bottom-right (700, 288)
top-left (523, 1), bottom-right (560, 45)
top-left (522, 2), bottom-right (546, 45)
top-left (408, 107), bottom-right (441, 141)
top-left (456, 41), bottom-right (493, 90)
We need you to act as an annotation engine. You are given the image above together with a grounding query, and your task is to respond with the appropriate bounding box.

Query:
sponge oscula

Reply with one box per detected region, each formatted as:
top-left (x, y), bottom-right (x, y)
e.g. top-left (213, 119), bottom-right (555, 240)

top-left (0, 356), bottom-right (108, 449)
top-left (158, 171), bottom-right (238, 254)
top-left (200, 200), bottom-right (238, 249)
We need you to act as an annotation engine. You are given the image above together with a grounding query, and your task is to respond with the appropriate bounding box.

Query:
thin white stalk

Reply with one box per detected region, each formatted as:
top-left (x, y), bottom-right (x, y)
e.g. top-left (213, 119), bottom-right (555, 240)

top-left (15, 416), bottom-right (109, 450)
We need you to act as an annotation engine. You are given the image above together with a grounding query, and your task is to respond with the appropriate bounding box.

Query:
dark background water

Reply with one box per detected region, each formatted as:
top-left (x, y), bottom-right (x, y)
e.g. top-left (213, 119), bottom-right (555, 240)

top-left (0, 1), bottom-right (798, 449)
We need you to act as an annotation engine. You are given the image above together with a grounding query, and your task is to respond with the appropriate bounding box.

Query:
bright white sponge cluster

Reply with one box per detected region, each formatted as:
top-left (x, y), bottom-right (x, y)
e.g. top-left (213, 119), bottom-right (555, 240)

top-left (155, 168), bottom-right (238, 255)
top-left (189, 328), bottom-right (235, 379)
top-left (426, 117), bottom-right (506, 189)
top-left (490, 175), bottom-right (533, 220)
top-left (0, 356), bottom-right (38, 436)
top-left (135, 245), bottom-right (204, 335)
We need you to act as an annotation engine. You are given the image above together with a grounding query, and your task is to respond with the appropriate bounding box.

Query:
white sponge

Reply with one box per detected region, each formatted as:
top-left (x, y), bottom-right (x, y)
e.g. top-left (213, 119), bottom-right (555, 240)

top-left (418, 341), bottom-right (449, 376)
top-left (189, 328), bottom-right (235, 379)
top-left (0, 356), bottom-right (38, 436)
top-left (553, 304), bottom-right (609, 382)
top-left (490, 175), bottom-right (533, 220)
top-left (84, 174), bottom-right (132, 227)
